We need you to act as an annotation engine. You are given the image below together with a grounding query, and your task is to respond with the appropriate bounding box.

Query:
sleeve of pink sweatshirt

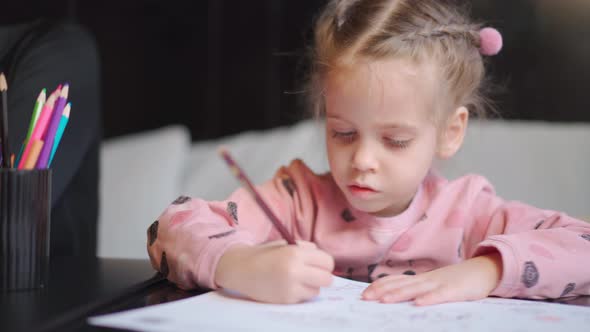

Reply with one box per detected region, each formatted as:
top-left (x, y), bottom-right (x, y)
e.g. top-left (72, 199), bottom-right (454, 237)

top-left (461, 175), bottom-right (590, 299)
top-left (145, 160), bottom-right (317, 290)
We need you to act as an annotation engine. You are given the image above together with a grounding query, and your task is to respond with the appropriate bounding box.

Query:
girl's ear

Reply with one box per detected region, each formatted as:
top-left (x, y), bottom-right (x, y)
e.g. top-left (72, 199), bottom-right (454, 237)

top-left (437, 106), bottom-right (469, 159)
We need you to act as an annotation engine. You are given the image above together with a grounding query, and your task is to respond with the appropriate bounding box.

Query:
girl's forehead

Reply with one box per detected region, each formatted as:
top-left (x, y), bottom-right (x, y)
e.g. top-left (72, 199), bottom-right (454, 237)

top-left (325, 58), bottom-right (439, 120)
top-left (326, 58), bottom-right (437, 92)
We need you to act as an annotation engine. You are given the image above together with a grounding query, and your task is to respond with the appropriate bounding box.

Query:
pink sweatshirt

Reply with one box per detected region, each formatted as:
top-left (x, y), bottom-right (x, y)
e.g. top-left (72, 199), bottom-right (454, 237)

top-left (147, 159), bottom-right (590, 299)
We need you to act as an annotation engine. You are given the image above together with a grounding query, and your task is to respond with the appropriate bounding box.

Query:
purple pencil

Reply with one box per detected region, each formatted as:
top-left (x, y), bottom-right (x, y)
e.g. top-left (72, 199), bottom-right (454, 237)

top-left (36, 84), bottom-right (69, 169)
top-left (218, 147), bottom-right (297, 245)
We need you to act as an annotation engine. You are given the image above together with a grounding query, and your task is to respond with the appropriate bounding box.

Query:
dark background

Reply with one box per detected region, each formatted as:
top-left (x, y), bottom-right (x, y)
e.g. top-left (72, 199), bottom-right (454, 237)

top-left (3, 0), bottom-right (590, 140)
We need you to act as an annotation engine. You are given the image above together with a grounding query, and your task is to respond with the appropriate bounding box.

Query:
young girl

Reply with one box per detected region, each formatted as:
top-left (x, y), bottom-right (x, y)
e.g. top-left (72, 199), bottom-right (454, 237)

top-left (147, 0), bottom-right (590, 305)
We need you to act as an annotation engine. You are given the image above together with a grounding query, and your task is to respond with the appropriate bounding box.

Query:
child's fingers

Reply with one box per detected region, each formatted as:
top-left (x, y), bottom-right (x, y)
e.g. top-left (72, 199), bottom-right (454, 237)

top-left (414, 286), bottom-right (455, 306)
top-left (297, 284), bottom-right (322, 303)
top-left (260, 239), bottom-right (288, 248)
top-left (379, 280), bottom-right (437, 304)
top-left (296, 240), bottom-right (317, 249)
top-left (305, 249), bottom-right (335, 271)
top-left (368, 274), bottom-right (409, 287)
top-left (362, 275), bottom-right (413, 300)
top-left (275, 284), bottom-right (320, 304)
top-left (262, 240), bottom-right (317, 250)
top-left (302, 266), bottom-right (334, 288)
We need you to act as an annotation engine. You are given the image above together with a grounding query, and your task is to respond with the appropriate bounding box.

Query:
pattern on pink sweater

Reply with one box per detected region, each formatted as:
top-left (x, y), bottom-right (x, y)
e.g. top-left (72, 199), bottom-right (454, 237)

top-left (147, 160), bottom-right (590, 299)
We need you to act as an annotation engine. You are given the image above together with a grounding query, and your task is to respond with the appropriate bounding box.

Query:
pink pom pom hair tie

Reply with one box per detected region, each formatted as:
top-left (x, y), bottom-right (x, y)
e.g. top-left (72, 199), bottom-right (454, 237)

top-left (479, 27), bottom-right (503, 56)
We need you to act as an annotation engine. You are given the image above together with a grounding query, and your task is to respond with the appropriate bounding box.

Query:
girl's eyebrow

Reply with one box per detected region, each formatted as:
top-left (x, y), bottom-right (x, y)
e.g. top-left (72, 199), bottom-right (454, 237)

top-left (326, 114), bottom-right (344, 119)
top-left (327, 115), bottom-right (418, 132)
top-left (326, 115), bottom-right (351, 123)
top-left (380, 123), bottom-right (418, 132)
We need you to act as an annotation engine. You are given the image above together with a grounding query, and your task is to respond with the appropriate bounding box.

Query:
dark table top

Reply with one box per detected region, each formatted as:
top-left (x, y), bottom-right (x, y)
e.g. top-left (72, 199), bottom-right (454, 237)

top-left (0, 257), bottom-right (205, 332)
top-left (1, 256), bottom-right (589, 332)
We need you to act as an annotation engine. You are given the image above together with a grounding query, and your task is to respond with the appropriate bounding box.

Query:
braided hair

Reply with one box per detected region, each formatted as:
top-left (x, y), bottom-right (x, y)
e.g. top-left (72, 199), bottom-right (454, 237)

top-left (309, 0), bottom-right (500, 121)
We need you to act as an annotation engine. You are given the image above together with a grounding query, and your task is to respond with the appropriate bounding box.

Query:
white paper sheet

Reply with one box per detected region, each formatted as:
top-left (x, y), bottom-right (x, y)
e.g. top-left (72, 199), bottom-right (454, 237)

top-left (89, 276), bottom-right (590, 332)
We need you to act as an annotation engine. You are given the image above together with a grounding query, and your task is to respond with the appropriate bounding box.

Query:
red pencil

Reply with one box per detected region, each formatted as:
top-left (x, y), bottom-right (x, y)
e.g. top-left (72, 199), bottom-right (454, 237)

top-left (218, 147), bottom-right (296, 245)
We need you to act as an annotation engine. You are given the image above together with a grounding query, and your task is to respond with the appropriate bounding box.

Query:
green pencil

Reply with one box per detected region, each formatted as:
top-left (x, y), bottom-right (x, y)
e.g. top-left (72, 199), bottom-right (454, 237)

top-left (15, 88), bottom-right (46, 166)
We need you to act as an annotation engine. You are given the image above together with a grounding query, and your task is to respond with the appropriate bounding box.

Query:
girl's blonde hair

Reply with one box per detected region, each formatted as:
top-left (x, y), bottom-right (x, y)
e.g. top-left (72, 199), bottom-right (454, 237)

top-left (309, 0), bottom-right (492, 121)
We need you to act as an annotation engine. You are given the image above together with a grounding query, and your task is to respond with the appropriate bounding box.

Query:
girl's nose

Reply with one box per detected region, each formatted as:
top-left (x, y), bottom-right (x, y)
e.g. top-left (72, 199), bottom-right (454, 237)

top-left (351, 141), bottom-right (378, 173)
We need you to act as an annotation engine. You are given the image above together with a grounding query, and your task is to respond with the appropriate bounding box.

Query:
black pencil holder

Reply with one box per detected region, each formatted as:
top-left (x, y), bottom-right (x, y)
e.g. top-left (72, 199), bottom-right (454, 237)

top-left (0, 168), bottom-right (51, 291)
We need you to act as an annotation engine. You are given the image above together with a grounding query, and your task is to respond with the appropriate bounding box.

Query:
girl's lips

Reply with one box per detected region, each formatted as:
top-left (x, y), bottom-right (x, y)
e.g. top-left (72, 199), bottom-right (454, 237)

top-left (348, 184), bottom-right (378, 197)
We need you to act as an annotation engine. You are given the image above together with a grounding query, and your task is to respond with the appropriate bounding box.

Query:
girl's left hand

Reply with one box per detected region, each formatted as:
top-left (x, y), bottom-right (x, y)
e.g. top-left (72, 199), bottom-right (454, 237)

top-left (361, 253), bottom-right (503, 306)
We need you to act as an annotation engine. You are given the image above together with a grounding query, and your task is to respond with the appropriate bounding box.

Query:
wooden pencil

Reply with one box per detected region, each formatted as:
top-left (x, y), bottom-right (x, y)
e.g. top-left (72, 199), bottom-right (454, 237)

top-left (16, 88), bottom-right (46, 166)
top-left (17, 86), bottom-right (60, 170)
top-left (0, 73), bottom-right (9, 168)
top-left (218, 147), bottom-right (296, 245)
top-left (23, 140), bottom-right (44, 170)
top-left (36, 84), bottom-right (68, 168)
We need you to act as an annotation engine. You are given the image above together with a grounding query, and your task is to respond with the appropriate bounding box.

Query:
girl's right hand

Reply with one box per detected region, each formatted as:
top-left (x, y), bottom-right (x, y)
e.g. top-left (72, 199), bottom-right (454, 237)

top-left (214, 240), bottom-right (335, 304)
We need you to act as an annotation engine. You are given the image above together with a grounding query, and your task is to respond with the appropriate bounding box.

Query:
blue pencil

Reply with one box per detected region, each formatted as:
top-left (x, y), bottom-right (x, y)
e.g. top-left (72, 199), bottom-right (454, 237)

top-left (48, 103), bottom-right (70, 167)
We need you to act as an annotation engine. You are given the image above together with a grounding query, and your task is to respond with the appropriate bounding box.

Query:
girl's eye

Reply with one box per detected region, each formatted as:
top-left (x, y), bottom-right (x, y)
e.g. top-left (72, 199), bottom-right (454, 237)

top-left (331, 130), bottom-right (356, 143)
top-left (384, 138), bottom-right (411, 149)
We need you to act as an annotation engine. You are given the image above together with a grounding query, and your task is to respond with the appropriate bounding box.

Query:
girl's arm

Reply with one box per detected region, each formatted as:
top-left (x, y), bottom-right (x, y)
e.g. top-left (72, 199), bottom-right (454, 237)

top-left (362, 175), bottom-right (590, 305)
top-left (146, 160), bottom-right (330, 293)
top-left (466, 188), bottom-right (590, 299)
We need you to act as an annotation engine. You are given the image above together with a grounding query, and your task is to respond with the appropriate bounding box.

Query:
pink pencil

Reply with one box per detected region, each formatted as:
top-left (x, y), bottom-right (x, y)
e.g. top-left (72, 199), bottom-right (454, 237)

top-left (36, 84), bottom-right (69, 169)
top-left (17, 86), bottom-right (61, 169)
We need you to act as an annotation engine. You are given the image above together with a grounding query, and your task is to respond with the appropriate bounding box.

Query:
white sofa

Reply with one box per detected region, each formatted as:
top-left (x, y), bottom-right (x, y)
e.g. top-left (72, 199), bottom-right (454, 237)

top-left (98, 119), bottom-right (590, 259)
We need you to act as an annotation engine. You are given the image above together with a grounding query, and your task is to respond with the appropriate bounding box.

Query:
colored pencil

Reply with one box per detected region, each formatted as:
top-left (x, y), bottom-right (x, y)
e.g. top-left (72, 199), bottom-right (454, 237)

top-left (48, 102), bottom-right (70, 166)
top-left (218, 147), bottom-right (296, 245)
top-left (17, 86), bottom-right (60, 169)
top-left (15, 89), bottom-right (46, 165)
top-left (36, 84), bottom-right (68, 169)
top-left (23, 139), bottom-right (44, 170)
top-left (0, 73), bottom-right (9, 168)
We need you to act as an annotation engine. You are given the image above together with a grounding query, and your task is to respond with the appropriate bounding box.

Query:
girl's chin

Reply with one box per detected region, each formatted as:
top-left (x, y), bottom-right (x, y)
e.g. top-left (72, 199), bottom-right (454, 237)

top-left (346, 197), bottom-right (407, 218)
top-left (346, 198), bottom-right (387, 215)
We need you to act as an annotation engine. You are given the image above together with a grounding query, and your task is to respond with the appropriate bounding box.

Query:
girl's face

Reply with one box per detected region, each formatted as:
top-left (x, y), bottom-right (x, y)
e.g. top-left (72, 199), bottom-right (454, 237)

top-left (324, 58), bottom-right (441, 217)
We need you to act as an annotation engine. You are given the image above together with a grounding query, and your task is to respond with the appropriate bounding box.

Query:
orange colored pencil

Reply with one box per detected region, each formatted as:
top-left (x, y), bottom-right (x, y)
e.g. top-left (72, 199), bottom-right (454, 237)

top-left (23, 139), bottom-right (44, 170)
top-left (17, 86), bottom-right (60, 169)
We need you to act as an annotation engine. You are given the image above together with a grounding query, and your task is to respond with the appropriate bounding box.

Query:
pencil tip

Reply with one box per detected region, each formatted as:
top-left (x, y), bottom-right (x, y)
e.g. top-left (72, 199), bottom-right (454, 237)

top-left (63, 103), bottom-right (71, 117)
top-left (0, 73), bottom-right (7, 91)
top-left (60, 84), bottom-right (69, 97)
top-left (217, 145), bottom-right (228, 155)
